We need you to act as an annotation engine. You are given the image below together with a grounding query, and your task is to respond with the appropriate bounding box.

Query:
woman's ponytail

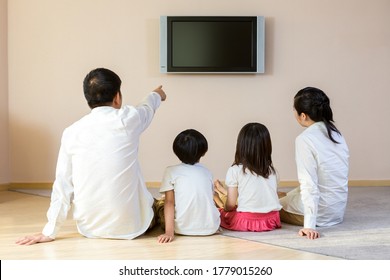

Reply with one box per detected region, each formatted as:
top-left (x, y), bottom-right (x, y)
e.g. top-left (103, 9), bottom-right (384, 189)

top-left (294, 87), bottom-right (341, 144)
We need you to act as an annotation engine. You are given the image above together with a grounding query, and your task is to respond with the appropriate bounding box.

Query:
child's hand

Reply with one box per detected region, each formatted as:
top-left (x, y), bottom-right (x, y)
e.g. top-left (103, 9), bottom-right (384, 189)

top-left (157, 233), bottom-right (174, 243)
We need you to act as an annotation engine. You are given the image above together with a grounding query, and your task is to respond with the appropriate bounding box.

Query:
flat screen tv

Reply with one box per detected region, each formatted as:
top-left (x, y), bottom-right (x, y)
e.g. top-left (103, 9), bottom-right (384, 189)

top-left (160, 16), bottom-right (265, 74)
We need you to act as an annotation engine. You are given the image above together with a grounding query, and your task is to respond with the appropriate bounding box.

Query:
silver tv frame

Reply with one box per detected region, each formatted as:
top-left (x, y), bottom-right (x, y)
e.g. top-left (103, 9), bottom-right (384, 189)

top-left (160, 16), bottom-right (265, 74)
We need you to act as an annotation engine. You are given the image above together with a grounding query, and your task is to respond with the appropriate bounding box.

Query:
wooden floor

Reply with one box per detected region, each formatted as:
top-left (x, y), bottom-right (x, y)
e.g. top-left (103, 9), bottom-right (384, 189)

top-left (0, 190), bottom-right (338, 260)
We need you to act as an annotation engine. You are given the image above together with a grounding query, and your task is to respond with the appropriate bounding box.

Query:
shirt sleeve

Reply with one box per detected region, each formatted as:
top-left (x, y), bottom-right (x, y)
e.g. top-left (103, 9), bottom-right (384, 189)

top-left (295, 135), bottom-right (320, 229)
top-left (42, 135), bottom-right (74, 238)
top-left (159, 167), bottom-right (174, 193)
top-left (225, 166), bottom-right (239, 188)
top-left (135, 92), bottom-right (162, 133)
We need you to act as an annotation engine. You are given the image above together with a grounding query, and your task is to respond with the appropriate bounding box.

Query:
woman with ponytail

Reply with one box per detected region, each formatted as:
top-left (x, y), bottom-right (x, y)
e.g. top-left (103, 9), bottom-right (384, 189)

top-left (279, 87), bottom-right (349, 239)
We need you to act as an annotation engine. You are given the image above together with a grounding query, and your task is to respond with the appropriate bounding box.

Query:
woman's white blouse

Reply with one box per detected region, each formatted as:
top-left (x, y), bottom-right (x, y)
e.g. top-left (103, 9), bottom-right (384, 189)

top-left (280, 122), bottom-right (349, 229)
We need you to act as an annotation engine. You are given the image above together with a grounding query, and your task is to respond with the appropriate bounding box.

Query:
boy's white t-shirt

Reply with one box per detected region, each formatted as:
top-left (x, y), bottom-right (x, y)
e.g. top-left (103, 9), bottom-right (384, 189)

top-left (159, 163), bottom-right (220, 235)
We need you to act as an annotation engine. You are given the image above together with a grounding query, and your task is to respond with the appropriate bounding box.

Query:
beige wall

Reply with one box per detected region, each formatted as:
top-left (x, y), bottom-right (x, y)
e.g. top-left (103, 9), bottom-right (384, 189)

top-left (7, 0), bottom-right (390, 184)
top-left (0, 0), bottom-right (9, 184)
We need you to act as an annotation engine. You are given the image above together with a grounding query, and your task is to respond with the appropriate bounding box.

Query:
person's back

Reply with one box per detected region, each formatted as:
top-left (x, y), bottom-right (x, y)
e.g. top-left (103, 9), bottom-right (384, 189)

top-left (17, 68), bottom-right (166, 245)
top-left (279, 86), bottom-right (349, 240)
top-left (214, 122), bottom-right (282, 232)
top-left (62, 104), bottom-right (156, 238)
top-left (161, 162), bottom-right (220, 235)
top-left (157, 129), bottom-right (220, 243)
top-left (296, 121), bottom-right (349, 227)
top-left (226, 164), bottom-right (280, 214)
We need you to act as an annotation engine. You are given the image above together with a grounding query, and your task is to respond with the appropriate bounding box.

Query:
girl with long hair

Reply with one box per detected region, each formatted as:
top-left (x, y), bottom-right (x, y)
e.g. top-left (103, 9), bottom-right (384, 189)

top-left (214, 122), bottom-right (282, 232)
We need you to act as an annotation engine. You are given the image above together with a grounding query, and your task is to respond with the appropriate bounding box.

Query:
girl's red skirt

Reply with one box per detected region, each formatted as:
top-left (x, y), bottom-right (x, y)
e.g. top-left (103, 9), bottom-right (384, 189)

top-left (219, 208), bottom-right (281, 232)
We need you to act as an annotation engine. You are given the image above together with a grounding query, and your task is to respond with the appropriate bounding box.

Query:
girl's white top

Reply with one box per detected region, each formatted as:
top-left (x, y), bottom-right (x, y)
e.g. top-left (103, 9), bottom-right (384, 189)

top-left (225, 164), bottom-right (282, 213)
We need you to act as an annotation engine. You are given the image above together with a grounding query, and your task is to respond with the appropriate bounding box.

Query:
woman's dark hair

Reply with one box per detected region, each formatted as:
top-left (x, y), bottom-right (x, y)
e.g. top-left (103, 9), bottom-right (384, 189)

top-left (294, 87), bottom-right (341, 143)
top-left (173, 129), bottom-right (208, 165)
top-left (233, 122), bottom-right (275, 178)
top-left (83, 68), bottom-right (122, 108)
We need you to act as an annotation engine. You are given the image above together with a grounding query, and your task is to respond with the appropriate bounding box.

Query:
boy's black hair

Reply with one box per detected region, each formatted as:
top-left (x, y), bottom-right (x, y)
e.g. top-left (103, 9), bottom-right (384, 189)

top-left (173, 129), bottom-right (208, 165)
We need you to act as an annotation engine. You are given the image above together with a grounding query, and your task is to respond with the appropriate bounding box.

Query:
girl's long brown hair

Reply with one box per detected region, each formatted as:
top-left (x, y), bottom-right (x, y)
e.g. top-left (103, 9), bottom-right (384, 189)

top-left (233, 122), bottom-right (275, 178)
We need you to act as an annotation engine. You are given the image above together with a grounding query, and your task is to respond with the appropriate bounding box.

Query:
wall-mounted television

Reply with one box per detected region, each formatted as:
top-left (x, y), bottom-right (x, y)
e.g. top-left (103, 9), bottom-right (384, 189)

top-left (160, 16), bottom-right (265, 74)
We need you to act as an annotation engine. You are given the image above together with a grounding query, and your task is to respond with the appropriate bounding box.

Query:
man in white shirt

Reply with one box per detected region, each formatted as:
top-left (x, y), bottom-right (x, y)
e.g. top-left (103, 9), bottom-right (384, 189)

top-left (17, 68), bottom-right (166, 245)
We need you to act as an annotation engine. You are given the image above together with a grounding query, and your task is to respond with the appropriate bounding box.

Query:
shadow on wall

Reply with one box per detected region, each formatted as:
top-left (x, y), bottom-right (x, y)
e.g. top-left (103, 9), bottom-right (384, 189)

top-left (9, 117), bottom-right (59, 183)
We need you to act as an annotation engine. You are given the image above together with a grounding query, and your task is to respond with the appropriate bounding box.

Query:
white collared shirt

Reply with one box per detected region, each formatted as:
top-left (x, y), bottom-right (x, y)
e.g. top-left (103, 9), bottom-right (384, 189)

top-left (280, 122), bottom-right (349, 229)
top-left (42, 92), bottom-right (161, 239)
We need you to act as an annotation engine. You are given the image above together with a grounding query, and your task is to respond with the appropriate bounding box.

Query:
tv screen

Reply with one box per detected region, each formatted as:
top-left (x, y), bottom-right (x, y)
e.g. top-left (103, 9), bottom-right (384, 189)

top-left (160, 16), bottom-right (265, 73)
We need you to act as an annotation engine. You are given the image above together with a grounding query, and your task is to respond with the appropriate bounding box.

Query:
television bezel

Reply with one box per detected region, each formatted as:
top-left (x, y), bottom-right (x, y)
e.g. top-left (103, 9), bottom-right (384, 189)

top-left (160, 16), bottom-right (265, 74)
